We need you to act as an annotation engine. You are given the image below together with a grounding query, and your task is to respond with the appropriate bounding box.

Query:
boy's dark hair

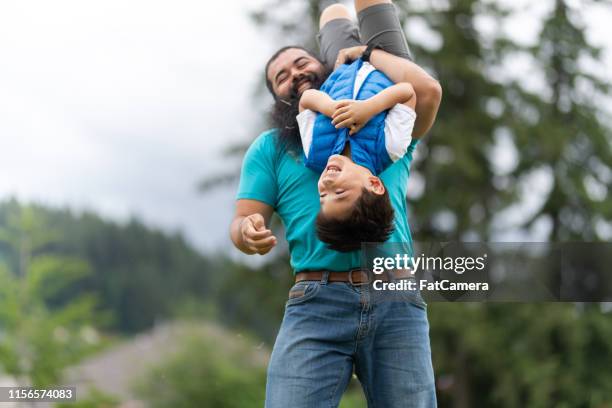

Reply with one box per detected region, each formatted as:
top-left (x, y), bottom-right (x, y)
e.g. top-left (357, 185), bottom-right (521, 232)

top-left (264, 45), bottom-right (323, 97)
top-left (316, 187), bottom-right (395, 252)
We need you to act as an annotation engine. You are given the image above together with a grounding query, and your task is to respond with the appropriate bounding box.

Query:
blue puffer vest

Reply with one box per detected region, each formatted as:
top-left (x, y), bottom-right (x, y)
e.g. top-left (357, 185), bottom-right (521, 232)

top-left (303, 58), bottom-right (394, 175)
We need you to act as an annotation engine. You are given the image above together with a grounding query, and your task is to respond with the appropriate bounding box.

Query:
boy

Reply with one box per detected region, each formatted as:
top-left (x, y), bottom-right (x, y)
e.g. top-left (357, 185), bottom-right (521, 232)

top-left (297, 53), bottom-right (417, 252)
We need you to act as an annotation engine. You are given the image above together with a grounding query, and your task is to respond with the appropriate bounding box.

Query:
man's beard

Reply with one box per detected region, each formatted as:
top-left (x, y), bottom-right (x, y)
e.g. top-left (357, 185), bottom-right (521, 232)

top-left (269, 69), bottom-right (330, 153)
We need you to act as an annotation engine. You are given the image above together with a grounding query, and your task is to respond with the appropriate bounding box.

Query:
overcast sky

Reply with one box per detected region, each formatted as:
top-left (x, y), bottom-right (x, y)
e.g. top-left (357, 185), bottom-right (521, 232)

top-left (0, 0), bottom-right (610, 254)
top-left (0, 0), bottom-right (275, 254)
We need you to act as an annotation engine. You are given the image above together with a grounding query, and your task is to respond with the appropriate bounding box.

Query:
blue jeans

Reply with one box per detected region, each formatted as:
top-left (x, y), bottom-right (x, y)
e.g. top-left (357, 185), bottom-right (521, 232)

top-left (265, 275), bottom-right (437, 407)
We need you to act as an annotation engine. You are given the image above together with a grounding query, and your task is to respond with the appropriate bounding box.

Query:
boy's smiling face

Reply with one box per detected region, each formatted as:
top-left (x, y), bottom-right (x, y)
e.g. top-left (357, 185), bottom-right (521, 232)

top-left (318, 155), bottom-right (386, 220)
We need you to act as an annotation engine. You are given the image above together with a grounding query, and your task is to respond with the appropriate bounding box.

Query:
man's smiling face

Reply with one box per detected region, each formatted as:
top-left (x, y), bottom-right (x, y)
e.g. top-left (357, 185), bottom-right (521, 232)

top-left (266, 48), bottom-right (326, 100)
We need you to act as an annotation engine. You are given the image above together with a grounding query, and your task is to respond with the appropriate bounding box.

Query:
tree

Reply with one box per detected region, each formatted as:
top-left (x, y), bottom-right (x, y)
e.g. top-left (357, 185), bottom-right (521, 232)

top-left (0, 205), bottom-right (102, 387)
top-left (393, 0), bottom-right (511, 241)
top-left (0, 199), bottom-right (216, 334)
top-left (501, 0), bottom-right (612, 241)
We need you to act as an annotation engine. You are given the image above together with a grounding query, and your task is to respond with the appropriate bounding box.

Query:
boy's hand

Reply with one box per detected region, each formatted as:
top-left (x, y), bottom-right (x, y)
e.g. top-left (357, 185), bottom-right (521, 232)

top-left (335, 45), bottom-right (367, 69)
top-left (332, 99), bottom-right (376, 135)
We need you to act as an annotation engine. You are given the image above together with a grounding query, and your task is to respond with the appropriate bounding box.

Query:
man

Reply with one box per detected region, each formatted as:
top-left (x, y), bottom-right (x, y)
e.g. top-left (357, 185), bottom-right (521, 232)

top-left (230, 1), bottom-right (442, 406)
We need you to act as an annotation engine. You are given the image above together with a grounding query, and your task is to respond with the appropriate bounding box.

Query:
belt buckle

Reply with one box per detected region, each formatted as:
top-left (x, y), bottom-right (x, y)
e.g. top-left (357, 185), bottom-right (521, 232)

top-left (348, 269), bottom-right (370, 286)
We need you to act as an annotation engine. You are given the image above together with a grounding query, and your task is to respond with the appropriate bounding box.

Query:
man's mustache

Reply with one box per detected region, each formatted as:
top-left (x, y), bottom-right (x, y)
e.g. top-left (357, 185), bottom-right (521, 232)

top-left (290, 73), bottom-right (319, 98)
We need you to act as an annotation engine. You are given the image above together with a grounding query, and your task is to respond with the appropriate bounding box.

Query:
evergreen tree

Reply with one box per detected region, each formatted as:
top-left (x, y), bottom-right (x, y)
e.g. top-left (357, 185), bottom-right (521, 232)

top-left (0, 205), bottom-right (101, 386)
top-left (502, 0), bottom-right (611, 241)
top-left (394, 0), bottom-right (510, 241)
top-left (0, 199), bottom-right (215, 334)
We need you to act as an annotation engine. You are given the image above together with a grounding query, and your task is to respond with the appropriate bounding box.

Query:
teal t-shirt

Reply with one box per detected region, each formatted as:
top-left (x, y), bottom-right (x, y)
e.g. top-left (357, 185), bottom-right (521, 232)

top-left (237, 129), bottom-right (417, 273)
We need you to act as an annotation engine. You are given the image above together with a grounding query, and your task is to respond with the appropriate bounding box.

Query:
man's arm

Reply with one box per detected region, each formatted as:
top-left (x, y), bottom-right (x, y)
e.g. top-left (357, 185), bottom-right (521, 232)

top-left (336, 46), bottom-right (442, 138)
top-left (230, 199), bottom-right (276, 255)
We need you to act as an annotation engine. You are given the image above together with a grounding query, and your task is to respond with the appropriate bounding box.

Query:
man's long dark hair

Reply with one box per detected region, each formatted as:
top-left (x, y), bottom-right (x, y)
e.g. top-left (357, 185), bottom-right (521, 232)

top-left (265, 46), bottom-right (331, 153)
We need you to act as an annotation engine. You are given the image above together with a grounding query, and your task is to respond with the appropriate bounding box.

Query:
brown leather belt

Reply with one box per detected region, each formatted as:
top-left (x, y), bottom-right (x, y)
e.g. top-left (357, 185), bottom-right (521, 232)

top-left (295, 269), bottom-right (414, 286)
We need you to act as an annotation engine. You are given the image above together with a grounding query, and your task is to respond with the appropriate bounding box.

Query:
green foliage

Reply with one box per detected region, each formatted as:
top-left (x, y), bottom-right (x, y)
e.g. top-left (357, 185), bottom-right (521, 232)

top-left (55, 388), bottom-right (120, 408)
top-left (211, 254), bottom-right (294, 343)
top-left (133, 321), bottom-right (368, 408)
top-left (429, 303), bottom-right (612, 407)
top-left (338, 380), bottom-right (368, 408)
top-left (0, 204), bottom-right (103, 387)
top-left (394, 0), bottom-right (612, 241)
top-left (0, 198), bottom-right (215, 334)
top-left (501, 0), bottom-right (612, 240)
top-left (396, 0), bottom-right (509, 240)
top-left (134, 329), bottom-right (267, 408)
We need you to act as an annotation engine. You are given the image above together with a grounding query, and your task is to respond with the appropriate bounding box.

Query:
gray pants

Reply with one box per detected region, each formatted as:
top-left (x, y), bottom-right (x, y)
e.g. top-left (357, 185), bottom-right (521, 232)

top-left (317, 2), bottom-right (412, 70)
